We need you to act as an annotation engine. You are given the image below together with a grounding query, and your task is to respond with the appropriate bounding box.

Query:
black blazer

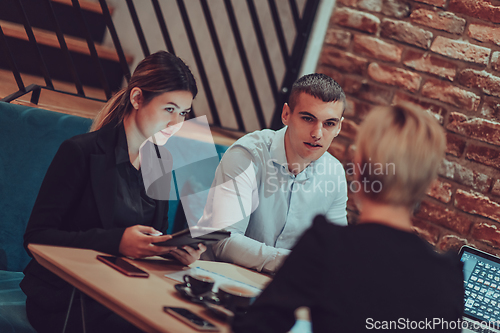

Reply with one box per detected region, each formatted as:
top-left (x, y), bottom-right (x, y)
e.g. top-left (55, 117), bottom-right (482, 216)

top-left (20, 121), bottom-right (169, 311)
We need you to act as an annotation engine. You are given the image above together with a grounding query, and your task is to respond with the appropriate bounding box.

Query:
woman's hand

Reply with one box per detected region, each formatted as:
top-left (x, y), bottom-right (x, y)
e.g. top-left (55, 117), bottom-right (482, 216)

top-left (169, 244), bottom-right (207, 266)
top-left (119, 225), bottom-right (176, 258)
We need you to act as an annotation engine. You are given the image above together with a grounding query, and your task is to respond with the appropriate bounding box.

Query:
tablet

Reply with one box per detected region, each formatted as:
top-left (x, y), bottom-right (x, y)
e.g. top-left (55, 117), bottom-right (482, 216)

top-left (152, 227), bottom-right (230, 248)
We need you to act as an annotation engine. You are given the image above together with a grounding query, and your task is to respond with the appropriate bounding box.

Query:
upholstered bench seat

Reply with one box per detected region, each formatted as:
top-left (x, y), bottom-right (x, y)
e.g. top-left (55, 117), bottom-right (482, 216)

top-left (0, 271), bottom-right (34, 333)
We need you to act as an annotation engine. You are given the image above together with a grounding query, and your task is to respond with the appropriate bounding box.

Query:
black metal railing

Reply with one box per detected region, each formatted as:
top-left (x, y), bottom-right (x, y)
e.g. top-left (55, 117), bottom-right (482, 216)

top-left (0, 0), bottom-right (319, 132)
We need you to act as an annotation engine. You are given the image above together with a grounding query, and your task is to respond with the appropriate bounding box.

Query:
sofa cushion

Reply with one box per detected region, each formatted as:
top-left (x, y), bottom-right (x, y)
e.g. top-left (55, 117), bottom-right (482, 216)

top-left (0, 270), bottom-right (35, 332)
top-left (0, 102), bottom-right (93, 272)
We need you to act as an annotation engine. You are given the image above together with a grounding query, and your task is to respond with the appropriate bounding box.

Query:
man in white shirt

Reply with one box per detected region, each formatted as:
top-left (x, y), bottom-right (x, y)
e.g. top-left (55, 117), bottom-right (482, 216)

top-left (198, 74), bottom-right (348, 273)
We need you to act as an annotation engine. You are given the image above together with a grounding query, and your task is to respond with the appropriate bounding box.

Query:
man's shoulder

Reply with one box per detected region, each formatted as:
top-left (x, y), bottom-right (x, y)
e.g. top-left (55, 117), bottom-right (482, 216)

top-left (234, 129), bottom-right (277, 147)
top-left (230, 128), bottom-right (279, 156)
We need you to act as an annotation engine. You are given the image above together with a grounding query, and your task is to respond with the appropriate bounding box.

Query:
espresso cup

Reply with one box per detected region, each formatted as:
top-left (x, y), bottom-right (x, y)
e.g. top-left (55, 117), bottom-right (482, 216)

top-left (183, 274), bottom-right (215, 295)
top-left (217, 284), bottom-right (257, 310)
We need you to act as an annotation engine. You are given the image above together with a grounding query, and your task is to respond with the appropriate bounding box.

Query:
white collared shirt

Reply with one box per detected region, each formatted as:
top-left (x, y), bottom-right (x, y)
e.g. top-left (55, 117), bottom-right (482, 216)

top-left (198, 127), bottom-right (348, 273)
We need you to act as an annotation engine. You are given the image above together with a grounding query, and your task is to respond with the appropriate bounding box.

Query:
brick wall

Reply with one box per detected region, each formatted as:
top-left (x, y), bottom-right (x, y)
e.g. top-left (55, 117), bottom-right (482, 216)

top-left (320, 0), bottom-right (500, 254)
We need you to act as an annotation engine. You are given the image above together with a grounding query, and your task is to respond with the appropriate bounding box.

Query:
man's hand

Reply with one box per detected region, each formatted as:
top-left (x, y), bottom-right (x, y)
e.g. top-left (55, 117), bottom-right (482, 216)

top-left (119, 225), bottom-right (176, 258)
top-left (169, 243), bottom-right (207, 266)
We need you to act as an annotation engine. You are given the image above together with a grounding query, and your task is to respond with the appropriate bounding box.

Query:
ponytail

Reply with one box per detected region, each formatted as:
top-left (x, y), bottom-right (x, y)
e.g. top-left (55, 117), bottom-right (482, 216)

top-left (90, 88), bottom-right (129, 132)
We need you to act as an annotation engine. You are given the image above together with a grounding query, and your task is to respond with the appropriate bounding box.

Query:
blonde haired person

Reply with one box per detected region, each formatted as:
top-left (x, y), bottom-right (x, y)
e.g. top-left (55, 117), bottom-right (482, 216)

top-left (21, 51), bottom-right (206, 333)
top-left (234, 104), bottom-right (464, 332)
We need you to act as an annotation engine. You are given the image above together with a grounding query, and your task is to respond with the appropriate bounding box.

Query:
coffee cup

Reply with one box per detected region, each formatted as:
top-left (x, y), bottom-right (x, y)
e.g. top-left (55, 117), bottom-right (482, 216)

top-left (217, 284), bottom-right (257, 310)
top-left (183, 274), bottom-right (215, 295)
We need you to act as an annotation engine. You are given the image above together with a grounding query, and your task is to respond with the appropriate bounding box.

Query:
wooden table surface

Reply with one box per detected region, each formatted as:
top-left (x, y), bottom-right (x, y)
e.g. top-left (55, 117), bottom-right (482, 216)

top-left (28, 244), bottom-right (271, 333)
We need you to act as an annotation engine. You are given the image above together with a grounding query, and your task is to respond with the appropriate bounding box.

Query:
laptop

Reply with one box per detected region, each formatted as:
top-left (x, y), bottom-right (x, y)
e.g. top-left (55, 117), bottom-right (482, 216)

top-left (460, 246), bottom-right (500, 333)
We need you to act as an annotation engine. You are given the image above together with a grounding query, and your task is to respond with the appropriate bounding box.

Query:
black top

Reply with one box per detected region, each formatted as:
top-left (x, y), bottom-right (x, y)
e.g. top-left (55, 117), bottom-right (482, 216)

top-left (21, 120), bottom-right (169, 312)
top-left (233, 216), bottom-right (464, 333)
top-left (114, 124), bottom-right (156, 227)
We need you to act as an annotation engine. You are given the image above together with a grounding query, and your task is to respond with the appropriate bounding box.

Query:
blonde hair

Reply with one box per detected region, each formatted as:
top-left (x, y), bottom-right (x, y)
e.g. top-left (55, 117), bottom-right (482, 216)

top-left (354, 103), bottom-right (445, 208)
top-left (90, 51), bottom-right (197, 132)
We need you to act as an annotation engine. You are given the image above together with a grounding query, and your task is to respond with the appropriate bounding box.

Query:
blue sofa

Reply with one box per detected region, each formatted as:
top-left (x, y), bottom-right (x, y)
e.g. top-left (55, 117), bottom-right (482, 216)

top-left (0, 101), bottom-right (228, 332)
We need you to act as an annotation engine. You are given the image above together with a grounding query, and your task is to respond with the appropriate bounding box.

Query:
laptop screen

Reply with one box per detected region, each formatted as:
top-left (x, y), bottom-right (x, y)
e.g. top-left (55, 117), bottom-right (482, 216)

top-left (460, 246), bottom-right (500, 327)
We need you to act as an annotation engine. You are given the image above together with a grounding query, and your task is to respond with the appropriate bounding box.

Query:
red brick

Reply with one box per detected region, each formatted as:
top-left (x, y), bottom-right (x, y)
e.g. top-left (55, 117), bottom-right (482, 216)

top-left (403, 49), bottom-right (457, 81)
top-left (437, 234), bottom-right (469, 253)
top-left (339, 0), bottom-right (383, 12)
top-left (411, 218), bottom-right (440, 245)
top-left (455, 189), bottom-right (500, 223)
top-left (338, 0), bottom-right (357, 6)
top-left (367, 63), bottom-right (422, 92)
top-left (449, 0), bottom-right (500, 24)
top-left (430, 36), bottom-right (491, 66)
top-left (426, 179), bottom-right (452, 203)
top-left (358, 0), bottom-right (383, 12)
top-left (348, 98), bottom-right (377, 120)
top-left (344, 98), bottom-right (356, 118)
top-left (471, 222), bottom-right (500, 249)
top-left (492, 52), bottom-right (500, 72)
top-left (438, 159), bottom-right (492, 193)
top-left (343, 77), bottom-right (393, 105)
top-left (352, 35), bottom-right (402, 62)
top-left (421, 79), bottom-right (480, 111)
top-left (381, 18), bottom-right (433, 49)
top-left (493, 179), bottom-right (500, 196)
top-left (466, 145), bottom-right (500, 170)
top-left (392, 92), bottom-right (447, 124)
top-left (414, 0), bottom-right (447, 8)
top-left (317, 65), bottom-right (345, 87)
top-left (469, 23), bottom-right (500, 47)
top-left (481, 96), bottom-right (500, 120)
top-left (458, 69), bottom-right (500, 98)
top-left (382, 0), bottom-right (411, 18)
top-left (410, 9), bottom-right (466, 34)
top-left (446, 133), bottom-right (466, 157)
top-left (346, 144), bottom-right (356, 162)
top-left (447, 112), bottom-right (500, 147)
top-left (328, 140), bottom-right (347, 161)
top-left (318, 46), bottom-right (369, 75)
top-left (331, 7), bottom-right (380, 34)
top-left (339, 118), bottom-right (359, 140)
top-left (415, 200), bottom-right (472, 235)
top-left (324, 29), bottom-right (351, 49)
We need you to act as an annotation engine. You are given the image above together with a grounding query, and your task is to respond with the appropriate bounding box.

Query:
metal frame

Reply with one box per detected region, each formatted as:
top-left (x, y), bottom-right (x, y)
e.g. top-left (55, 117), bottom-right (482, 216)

top-left (1, 0), bottom-right (319, 132)
top-left (62, 287), bottom-right (86, 333)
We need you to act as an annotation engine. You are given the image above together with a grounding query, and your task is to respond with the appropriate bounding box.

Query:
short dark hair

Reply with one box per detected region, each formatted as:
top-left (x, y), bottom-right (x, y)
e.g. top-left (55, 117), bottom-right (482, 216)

top-left (288, 73), bottom-right (346, 113)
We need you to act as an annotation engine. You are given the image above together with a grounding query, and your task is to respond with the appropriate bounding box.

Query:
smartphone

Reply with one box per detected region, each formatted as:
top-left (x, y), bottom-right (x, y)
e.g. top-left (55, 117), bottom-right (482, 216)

top-left (96, 255), bottom-right (149, 278)
top-left (164, 307), bottom-right (219, 331)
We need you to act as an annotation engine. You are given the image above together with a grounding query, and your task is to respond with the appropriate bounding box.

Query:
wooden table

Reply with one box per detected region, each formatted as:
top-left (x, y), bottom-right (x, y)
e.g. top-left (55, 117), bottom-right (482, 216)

top-left (28, 244), bottom-right (271, 333)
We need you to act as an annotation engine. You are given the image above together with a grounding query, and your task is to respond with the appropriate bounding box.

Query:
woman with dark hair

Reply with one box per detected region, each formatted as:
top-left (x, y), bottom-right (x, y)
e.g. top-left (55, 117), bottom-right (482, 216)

top-left (21, 51), bottom-right (206, 333)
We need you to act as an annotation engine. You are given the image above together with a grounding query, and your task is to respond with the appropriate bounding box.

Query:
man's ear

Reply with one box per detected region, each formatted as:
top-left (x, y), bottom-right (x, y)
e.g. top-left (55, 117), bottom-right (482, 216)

top-left (130, 87), bottom-right (143, 110)
top-left (335, 117), bottom-right (344, 137)
top-left (282, 103), bottom-right (291, 126)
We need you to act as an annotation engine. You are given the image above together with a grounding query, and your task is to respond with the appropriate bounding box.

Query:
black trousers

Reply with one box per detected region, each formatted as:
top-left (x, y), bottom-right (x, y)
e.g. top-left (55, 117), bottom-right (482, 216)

top-left (26, 294), bottom-right (144, 333)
